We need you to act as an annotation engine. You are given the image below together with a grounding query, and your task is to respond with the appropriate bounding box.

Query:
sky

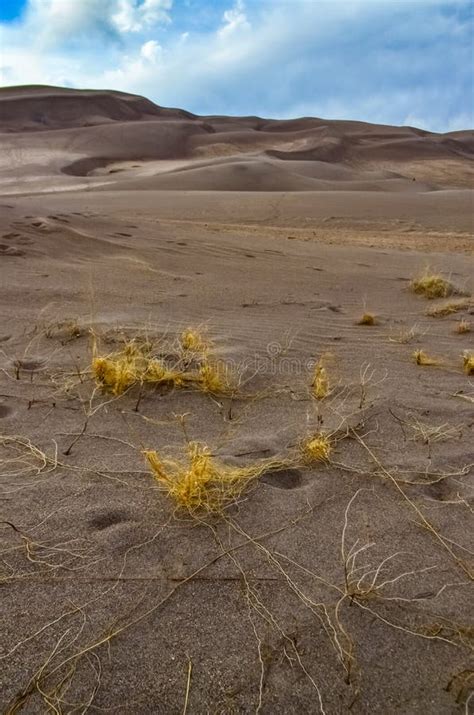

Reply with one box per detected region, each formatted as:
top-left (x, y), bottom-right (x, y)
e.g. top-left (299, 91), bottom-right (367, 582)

top-left (0, 0), bottom-right (472, 131)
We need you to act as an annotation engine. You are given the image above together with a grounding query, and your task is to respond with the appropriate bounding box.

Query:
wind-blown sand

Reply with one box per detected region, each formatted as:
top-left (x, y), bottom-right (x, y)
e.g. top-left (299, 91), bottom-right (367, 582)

top-left (0, 86), bottom-right (473, 714)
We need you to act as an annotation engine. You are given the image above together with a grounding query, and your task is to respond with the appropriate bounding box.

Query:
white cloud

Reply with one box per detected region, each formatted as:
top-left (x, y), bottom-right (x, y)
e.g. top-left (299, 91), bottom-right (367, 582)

top-left (218, 0), bottom-right (250, 37)
top-left (140, 39), bottom-right (162, 62)
top-left (27, 0), bottom-right (118, 42)
top-left (113, 0), bottom-right (172, 33)
top-left (8, 0), bottom-right (173, 46)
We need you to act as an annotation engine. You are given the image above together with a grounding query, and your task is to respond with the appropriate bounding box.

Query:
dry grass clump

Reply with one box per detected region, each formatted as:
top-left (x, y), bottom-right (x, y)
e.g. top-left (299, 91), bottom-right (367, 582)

top-left (92, 344), bottom-right (141, 396)
top-left (357, 312), bottom-right (376, 326)
top-left (45, 319), bottom-right (84, 342)
top-left (300, 433), bottom-right (332, 463)
top-left (411, 270), bottom-right (456, 299)
top-left (409, 417), bottom-right (462, 445)
top-left (197, 360), bottom-right (232, 394)
top-left (92, 339), bottom-right (157, 396)
top-left (413, 349), bottom-right (440, 367)
top-left (426, 299), bottom-right (470, 317)
top-left (144, 442), bottom-right (279, 514)
top-left (92, 333), bottom-right (234, 396)
top-left (143, 358), bottom-right (187, 387)
top-left (455, 320), bottom-right (471, 334)
top-left (463, 352), bottom-right (474, 375)
top-left (311, 357), bottom-right (330, 399)
top-left (180, 327), bottom-right (209, 354)
top-left (0, 434), bottom-right (58, 478)
top-left (388, 324), bottom-right (421, 344)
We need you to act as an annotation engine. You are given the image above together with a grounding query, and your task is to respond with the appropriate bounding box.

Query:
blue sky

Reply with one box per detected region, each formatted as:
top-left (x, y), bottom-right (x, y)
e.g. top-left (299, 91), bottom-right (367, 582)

top-left (0, 0), bottom-right (472, 131)
top-left (0, 1), bottom-right (27, 21)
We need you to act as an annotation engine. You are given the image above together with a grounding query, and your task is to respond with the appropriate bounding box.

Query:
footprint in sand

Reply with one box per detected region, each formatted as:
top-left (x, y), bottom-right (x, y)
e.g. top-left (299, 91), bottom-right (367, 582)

top-left (0, 243), bottom-right (25, 256)
top-left (29, 218), bottom-right (62, 231)
top-left (3, 233), bottom-right (33, 245)
top-left (261, 468), bottom-right (304, 490)
top-left (88, 509), bottom-right (131, 530)
top-left (0, 403), bottom-right (14, 418)
top-left (47, 215), bottom-right (70, 223)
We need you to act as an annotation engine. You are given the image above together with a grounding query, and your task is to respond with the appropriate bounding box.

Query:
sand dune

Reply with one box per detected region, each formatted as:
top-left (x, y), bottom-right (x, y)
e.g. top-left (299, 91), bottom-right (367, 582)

top-left (0, 85), bottom-right (473, 194)
top-left (102, 158), bottom-right (433, 193)
top-left (0, 85), bottom-right (196, 132)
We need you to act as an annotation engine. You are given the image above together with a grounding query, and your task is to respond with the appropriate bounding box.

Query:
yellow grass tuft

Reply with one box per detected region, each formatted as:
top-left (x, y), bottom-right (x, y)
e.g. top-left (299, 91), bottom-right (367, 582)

top-left (426, 299), bottom-right (470, 317)
top-left (462, 352), bottom-right (474, 375)
top-left (311, 357), bottom-right (330, 400)
top-left (357, 312), bottom-right (376, 326)
top-left (196, 360), bottom-right (232, 395)
top-left (92, 339), bottom-right (159, 395)
top-left (92, 335), bottom-right (233, 396)
top-left (413, 349), bottom-right (440, 367)
top-left (92, 352), bottom-right (139, 396)
top-left (455, 320), bottom-right (471, 334)
top-left (180, 327), bottom-right (209, 354)
top-left (411, 270), bottom-right (456, 299)
top-left (144, 442), bottom-right (278, 514)
top-left (300, 433), bottom-right (332, 463)
top-left (143, 358), bottom-right (187, 388)
top-left (388, 324), bottom-right (421, 344)
top-left (45, 318), bottom-right (84, 342)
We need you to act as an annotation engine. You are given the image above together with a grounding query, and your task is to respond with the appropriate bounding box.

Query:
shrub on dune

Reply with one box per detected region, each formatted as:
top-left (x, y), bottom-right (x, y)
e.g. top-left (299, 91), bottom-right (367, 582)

top-left (300, 433), bottom-right (332, 463)
top-left (413, 349), bottom-right (440, 366)
top-left (463, 352), bottom-right (474, 375)
top-left (410, 270), bottom-right (458, 299)
top-left (311, 357), bottom-right (330, 399)
top-left (357, 312), bottom-right (377, 326)
top-left (144, 442), bottom-right (281, 514)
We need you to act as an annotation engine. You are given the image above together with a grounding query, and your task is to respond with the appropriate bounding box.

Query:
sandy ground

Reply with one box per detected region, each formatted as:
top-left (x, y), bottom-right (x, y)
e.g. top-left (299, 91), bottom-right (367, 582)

top-left (0, 87), bottom-right (473, 714)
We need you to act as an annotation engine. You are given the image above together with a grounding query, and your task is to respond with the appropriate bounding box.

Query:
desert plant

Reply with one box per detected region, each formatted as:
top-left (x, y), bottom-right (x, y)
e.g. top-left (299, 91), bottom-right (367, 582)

top-left (92, 334), bottom-right (233, 396)
top-left (426, 299), bottom-right (470, 317)
top-left (144, 442), bottom-right (280, 514)
top-left (455, 320), bottom-right (471, 334)
top-left (413, 349), bottom-right (440, 366)
top-left (92, 340), bottom-right (146, 395)
top-left (411, 270), bottom-right (456, 299)
top-left (408, 417), bottom-right (462, 457)
top-left (45, 318), bottom-right (84, 342)
top-left (357, 312), bottom-right (376, 326)
top-left (197, 359), bottom-right (233, 394)
top-left (300, 433), bottom-right (332, 463)
top-left (180, 327), bottom-right (209, 354)
top-left (462, 352), bottom-right (474, 375)
top-left (388, 324), bottom-right (422, 344)
top-left (311, 357), bottom-right (330, 400)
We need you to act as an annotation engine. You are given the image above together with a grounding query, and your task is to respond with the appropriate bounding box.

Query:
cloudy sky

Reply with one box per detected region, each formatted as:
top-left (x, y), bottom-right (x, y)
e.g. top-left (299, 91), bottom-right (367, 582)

top-left (0, 0), bottom-right (472, 131)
